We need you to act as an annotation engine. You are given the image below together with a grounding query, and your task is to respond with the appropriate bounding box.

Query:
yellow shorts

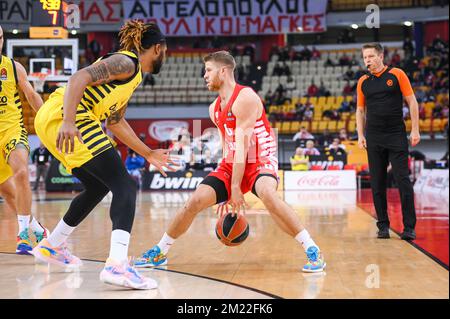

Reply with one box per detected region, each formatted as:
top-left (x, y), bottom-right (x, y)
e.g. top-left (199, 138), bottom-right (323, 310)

top-left (34, 96), bottom-right (114, 173)
top-left (0, 125), bottom-right (29, 184)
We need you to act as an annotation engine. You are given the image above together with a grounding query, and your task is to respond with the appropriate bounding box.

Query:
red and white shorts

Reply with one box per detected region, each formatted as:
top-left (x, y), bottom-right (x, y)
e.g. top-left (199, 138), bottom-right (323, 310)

top-left (201, 161), bottom-right (278, 204)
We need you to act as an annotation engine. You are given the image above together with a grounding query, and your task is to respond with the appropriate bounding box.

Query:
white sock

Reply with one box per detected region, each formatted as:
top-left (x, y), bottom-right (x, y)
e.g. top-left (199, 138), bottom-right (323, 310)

top-left (158, 232), bottom-right (175, 255)
top-left (30, 216), bottom-right (45, 233)
top-left (295, 229), bottom-right (318, 252)
top-left (17, 215), bottom-right (31, 234)
top-left (47, 219), bottom-right (75, 247)
top-left (109, 229), bottom-right (130, 263)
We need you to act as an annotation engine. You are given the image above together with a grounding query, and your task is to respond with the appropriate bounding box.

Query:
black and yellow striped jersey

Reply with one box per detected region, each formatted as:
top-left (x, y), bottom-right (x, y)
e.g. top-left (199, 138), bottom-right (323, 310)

top-left (0, 55), bottom-right (23, 134)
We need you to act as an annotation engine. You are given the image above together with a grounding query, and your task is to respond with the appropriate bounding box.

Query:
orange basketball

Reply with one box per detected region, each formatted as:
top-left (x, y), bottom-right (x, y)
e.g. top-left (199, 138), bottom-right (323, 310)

top-left (215, 212), bottom-right (249, 246)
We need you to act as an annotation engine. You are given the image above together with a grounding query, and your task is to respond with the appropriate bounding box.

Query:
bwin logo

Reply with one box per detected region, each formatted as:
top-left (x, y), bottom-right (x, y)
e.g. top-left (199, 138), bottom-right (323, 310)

top-left (150, 174), bottom-right (203, 190)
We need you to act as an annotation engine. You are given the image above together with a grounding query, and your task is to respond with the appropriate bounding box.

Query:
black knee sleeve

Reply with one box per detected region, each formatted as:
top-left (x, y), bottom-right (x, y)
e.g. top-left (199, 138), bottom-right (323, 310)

top-left (109, 176), bottom-right (137, 233)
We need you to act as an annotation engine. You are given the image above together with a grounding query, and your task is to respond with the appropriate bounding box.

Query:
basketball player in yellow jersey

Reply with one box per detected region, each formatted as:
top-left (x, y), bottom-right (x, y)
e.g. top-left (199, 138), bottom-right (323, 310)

top-left (0, 25), bottom-right (49, 255)
top-left (32, 21), bottom-right (175, 290)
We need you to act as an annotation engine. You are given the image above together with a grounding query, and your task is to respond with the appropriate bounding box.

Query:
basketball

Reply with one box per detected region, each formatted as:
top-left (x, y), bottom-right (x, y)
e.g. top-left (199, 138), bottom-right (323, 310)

top-left (215, 213), bottom-right (250, 246)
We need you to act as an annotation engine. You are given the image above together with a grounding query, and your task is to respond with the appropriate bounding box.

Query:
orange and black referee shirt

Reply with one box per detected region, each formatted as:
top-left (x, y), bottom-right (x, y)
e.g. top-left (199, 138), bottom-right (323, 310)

top-left (357, 66), bottom-right (414, 133)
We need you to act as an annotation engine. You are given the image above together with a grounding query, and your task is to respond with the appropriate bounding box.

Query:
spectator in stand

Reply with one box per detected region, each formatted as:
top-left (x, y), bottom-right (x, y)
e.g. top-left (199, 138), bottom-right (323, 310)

top-left (269, 44), bottom-right (280, 60)
top-left (301, 46), bottom-right (312, 61)
top-left (432, 102), bottom-right (443, 118)
top-left (343, 81), bottom-right (353, 96)
top-left (264, 90), bottom-right (274, 106)
top-left (442, 105), bottom-right (449, 119)
top-left (311, 46), bottom-right (321, 60)
top-left (344, 66), bottom-right (355, 81)
top-left (286, 76), bottom-right (296, 91)
top-left (403, 37), bottom-right (414, 59)
top-left (322, 109), bottom-right (340, 120)
top-left (325, 56), bottom-right (335, 67)
top-left (273, 62), bottom-right (283, 76)
top-left (295, 102), bottom-right (306, 120)
top-left (339, 53), bottom-right (351, 66)
top-left (318, 81), bottom-right (330, 97)
top-left (338, 100), bottom-right (351, 113)
top-left (415, 88), bottom-right (427, 102)
top-left (282, 62), bottom-right (291, 76)
top-left (125, 149), bottom-right (145, 189)
top-left (143, 73), bottom-right (155, 86)
top-left (230, 44), bottom-right (240, 57)
top-left (327, 138), bottom-right (347, 156)
top-left (307, 81), bottom-right (319, 97)
top-left (390, 49), bottom-right (401, 66)
top-left (293, 126), bottom-right (315, 142)
top-left (279, 46), bottom-right (290, 61)
top-left (290, 148), bottom-right (309, 171)
top-left (418, 102), bottom-right (427, 119)
top-left (317, 129), bottom-right (333, 147)
top-left (403, 104), bottom-right (410, 119)
top-left (304, 140), bottom-right (320, 156)
top-left (354, 66), bottom-right (365, 80)
top-left (244, 43), bottom-right (255, 60)
top-left (339, 128), bottom-right (350, 141)
top-left (303, 105), bottom-right (314, 121)
top-left (202, 149), bottom-right (217, 171)
top-left (275, 83), bottom-right (286, 96)
top-left (88, 39), bottom-right (102, 62)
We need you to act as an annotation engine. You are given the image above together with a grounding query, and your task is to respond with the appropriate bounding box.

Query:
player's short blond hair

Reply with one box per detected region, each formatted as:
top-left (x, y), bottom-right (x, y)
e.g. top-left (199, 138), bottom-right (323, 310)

top-left (203, 51), bottom-right (236, 70)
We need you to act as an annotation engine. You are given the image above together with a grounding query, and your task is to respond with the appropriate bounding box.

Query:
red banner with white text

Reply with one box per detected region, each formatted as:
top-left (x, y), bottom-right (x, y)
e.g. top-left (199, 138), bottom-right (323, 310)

top-left (123, 0), bottom-right (328, 36)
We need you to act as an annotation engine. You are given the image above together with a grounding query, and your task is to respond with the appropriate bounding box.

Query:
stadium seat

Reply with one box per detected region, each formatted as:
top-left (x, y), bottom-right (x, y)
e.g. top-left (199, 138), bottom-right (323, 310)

top-left (290, 121), bottom-right (301, 134)
top-left (280, 122), bottom-right (290, 134)
top-left (311, 121), bottom-right (319, 133)
top-left (318, 121), bottom-right (328, 132)
top-left (432, 119), bottom-right (442, 132)
top-left (404, 119), bottom-right (412, 131)
top-left (419, 119), bottom-right (432, 132)
top-left (300, 121), bottom-right (311, 131)
top-left (442, 118), bottom-right (448, 131)
top-left (328, 121), bottom-right (338, 133)
top-left (310, 165), bottom-right (324, 171)
top-left (327, 165), bottom-right (341, 170)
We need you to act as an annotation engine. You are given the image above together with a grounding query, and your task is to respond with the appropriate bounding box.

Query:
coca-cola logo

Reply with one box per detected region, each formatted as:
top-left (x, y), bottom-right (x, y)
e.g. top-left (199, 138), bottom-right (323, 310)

top-left (296, 175), bottom-right (341, 187)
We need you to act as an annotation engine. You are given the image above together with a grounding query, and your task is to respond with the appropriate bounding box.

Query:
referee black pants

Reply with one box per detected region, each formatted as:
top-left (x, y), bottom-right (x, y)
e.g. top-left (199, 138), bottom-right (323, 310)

top-left (366, 132), bottom-right (416, 231)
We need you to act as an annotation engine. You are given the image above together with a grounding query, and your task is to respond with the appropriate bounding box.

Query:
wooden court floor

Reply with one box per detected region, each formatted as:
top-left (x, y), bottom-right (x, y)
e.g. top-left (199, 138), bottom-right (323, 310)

top-left (0, 190), bottom-right (448, 299)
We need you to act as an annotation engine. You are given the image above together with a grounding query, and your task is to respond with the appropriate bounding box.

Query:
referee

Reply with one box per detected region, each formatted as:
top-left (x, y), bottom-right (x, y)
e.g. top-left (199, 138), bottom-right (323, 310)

top-left (356, 43), bottom-right (420, 240)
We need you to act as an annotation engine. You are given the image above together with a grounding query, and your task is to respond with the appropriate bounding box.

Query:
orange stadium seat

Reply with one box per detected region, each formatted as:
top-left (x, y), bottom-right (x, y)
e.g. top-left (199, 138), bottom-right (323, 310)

top-left (419, 119), bottom-right (432, 132)
top-left (328, 121), bottom-right (338, 133)
top-left (432, 119), bottom-right (442, 132)
top-left (441, 118), bottom-right (448, 131)
top-left (405, 119), bottom-right (412, 131)
top-left (290, 121), bottom-right (300, 134)
top-left (280, 122), bottom-right (290, 134)
top-left (347, 120), bottom-right (356, 133)
top-left (337, 120), bottom-right (347, 131)
top-left (300, 121), bottom-right (311, 131)
top-left (311, 121), bottom-right (319, 133)
top-left (424, 102), bottom-right (434, 118)
top-left (274, 122), bottom-right (282, 132)
top-left (318, 121), bottom-right (328, 132)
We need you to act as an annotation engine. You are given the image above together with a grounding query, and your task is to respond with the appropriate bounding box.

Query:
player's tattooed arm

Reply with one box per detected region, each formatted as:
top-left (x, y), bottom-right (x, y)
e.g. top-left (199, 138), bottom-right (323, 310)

top-left (84, 54), bottom-right (136, 86)
top-left (106, 105), bottom-right (127, 126)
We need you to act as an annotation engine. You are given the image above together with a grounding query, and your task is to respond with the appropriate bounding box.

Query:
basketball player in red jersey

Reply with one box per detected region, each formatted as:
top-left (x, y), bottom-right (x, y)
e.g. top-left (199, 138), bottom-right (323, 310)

top-left (136, 51), bottom-right (325, 272)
